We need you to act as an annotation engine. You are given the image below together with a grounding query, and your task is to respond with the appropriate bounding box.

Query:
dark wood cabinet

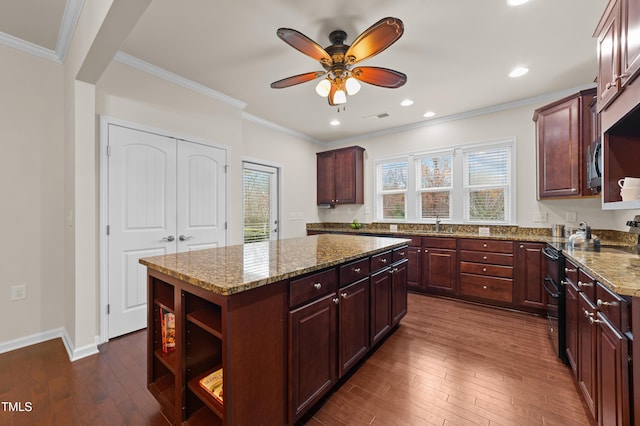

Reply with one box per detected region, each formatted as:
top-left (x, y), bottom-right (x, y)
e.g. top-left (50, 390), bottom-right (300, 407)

top-left (391, 258), bottom-right (408, 326)
top-left (289, 293), bottom-right (337, 422)
top-left (533, 89), bottom-right (597, 199)
top-left (338, 277), bottom-right (370, 377)
top-left (515, 242), bottom-right (547, 313)
top-left (421, 237), bottom-right (457, 294)
top-left (370, 267), bottom-right (392, 347)
top-left (316, 146), bottom-right (364, 205)
top-left (578, 292), bottom-right (598, 421)
top-left (458, 239), bottom-right (514, 305)
top-left (566, 279), bottom-right (580, 376)
top-left (596, 0), bottom-right (640, 112)
top-left (596, 312), bottom-right (630, 426)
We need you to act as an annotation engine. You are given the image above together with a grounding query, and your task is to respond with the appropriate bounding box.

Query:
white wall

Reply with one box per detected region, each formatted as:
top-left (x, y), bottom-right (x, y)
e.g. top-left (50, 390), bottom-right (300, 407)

top-left (0, 44), bottom-right (65, 343)
top-left (318, 103), bottom-right (636, 231)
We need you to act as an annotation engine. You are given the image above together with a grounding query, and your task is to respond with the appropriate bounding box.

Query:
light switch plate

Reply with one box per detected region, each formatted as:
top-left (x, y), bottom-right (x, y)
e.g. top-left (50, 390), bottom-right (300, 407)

top-left (533, 212), bottom-right (548, 222)
top-left (478, 227), bottom-right (490, 236)
top-left (390, 224), bottom-right (398, 232)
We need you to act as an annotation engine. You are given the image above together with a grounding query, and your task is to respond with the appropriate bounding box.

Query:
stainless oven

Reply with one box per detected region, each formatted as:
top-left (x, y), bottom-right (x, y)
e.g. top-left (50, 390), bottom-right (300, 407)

top-left (586, 137), bottom-right (602, 192)
top-left (542, 244), bottom-right (566, 363)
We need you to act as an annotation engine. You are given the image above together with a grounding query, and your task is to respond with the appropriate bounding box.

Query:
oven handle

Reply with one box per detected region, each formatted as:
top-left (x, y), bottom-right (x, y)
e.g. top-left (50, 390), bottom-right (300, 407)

top-left (543, 247), bottom-right (560, 261)
top-left (543, 277), bottom-right (559, 299)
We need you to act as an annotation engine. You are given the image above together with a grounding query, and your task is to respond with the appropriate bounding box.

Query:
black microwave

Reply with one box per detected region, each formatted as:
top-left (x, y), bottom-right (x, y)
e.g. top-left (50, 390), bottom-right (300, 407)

top-left (587, 138), bottom-right (602, 191)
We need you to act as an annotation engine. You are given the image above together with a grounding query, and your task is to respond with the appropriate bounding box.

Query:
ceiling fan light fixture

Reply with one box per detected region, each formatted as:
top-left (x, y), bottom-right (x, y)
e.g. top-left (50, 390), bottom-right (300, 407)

top-left (333, 89), bottom-right (347, 105)
top-left (315, 79), bottom-right (331, 97)
top-left (345, 77), bottom-right (361, 96)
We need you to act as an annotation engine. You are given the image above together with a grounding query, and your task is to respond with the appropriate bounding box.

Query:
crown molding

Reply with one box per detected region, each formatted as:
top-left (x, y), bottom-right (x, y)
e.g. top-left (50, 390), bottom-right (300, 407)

top-left (326, 83), bottom-right (597, 146)
top-left (242, 112), bottom-right (323, 145)
top-left (114, 51), bottom-right (248, 110)
top-left (0, 31), bottom-right (61, 63)
top-left (56, 0), bottom-right (84, 63)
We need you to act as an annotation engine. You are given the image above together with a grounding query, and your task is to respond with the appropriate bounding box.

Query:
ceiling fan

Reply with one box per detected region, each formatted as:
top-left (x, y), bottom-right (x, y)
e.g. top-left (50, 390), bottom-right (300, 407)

top-left (270, 17), bottom-right (407, 106)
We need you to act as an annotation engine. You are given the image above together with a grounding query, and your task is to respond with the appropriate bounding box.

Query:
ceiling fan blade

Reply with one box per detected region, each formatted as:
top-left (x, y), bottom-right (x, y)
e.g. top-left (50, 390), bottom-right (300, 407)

top-left (277, 28), bottom-right (332, 64)
top-left (345, 17), bottom-right (404, 64)
top-left (270, 71), bottom-right (326, 89)
top-left (352, 67), bottom-right (407, 88)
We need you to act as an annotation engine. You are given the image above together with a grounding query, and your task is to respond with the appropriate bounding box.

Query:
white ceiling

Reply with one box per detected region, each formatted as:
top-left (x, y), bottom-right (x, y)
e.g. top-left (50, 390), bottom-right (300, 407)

top-left (0, 0), bottom-right (607, 143)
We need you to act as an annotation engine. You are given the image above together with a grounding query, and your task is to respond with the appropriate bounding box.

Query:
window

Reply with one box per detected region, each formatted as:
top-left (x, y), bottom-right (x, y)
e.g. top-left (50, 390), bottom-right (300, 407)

top-left (463, 146), bottom-right (511, 223)
top-left (417, 152), bottom-right (453, 220)
top-left (242, 162), bottom-right (279, 243)
top-left (374, 140), bottom-right (514, 224)
top-left (376, 160), bottom-right (408, 220)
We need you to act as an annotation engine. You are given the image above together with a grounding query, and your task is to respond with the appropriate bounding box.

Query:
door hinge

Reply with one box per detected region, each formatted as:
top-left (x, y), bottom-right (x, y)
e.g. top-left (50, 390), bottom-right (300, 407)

top-left (106, 225), bottom-right (110, 235)
top-left (107, 304), bottom-right (110, 315)
top-left (106, 145), bottom-right (111, 157)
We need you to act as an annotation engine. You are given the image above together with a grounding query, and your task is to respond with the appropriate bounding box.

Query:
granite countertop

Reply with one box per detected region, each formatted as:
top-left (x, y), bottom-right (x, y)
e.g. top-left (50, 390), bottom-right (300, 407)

top-left (139, 234), bottom-right (410, 296)
top-left (559, 246), bottom-right (640, 297)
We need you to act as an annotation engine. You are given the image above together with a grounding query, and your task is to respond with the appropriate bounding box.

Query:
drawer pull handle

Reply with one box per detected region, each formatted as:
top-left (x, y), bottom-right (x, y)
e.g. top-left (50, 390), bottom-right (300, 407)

top-left (399, 252), bottom-right (405, 256)
top-left (565, 267), bottom-right (577, 273)
top-left (596, 299), bottom-right (616, 308)
top-left (588, 316), bottom-right (602, 325)
top-left (577, 280), bottom-right (593, 288)
top-left (483, 256), bottom-right (488, 260)
top-left (354, 267), bottom-right (361, 273)
top-left (381, 259), bottom-right (387, 263)
top-left (482, 268), bottom-right (487, 272)
top-left (483, 243), bottom-right (488, 248)
top-left (482, 285), bottom-right (487, 290)
top-left (313, 283), bottom-right (322, 290)
top-left (584, 310), bottom-right (594, 318)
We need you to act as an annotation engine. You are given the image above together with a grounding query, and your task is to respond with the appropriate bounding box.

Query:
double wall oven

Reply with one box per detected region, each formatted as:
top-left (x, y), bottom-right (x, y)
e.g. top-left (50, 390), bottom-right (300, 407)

top-left (542, 244), bottom-right (566, 363)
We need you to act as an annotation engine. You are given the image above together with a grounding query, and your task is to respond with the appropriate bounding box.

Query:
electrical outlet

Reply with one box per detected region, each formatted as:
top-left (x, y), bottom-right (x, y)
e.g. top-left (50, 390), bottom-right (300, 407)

top-left (11, 284), bottom-right (26, 301)
top-left (533, 212), bottom-right (548, 223)
top-left (390, 224), bottom-right (398, 232)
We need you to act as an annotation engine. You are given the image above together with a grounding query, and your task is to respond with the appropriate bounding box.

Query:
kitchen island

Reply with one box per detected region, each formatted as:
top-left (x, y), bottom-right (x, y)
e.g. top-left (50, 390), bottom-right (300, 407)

top-left (139, 234), bottom-right (410, 425)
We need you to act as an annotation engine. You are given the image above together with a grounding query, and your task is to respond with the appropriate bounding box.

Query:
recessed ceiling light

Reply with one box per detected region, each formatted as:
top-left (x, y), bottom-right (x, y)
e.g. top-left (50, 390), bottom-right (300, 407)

top-left (507, 0), bottom-right (529, 6)
top-left (330, 120), bottom-right (340, 126)
top-left (400, 99), bottom-right (414, 107)
top-left (423, 111), bottom-right (436, 118)
top-left (509, 66), bottom-right (529, 78)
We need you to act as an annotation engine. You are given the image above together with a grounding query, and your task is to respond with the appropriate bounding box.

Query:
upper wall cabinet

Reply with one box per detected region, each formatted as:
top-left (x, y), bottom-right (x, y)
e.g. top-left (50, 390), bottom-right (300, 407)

top-left (317, 146), bottom-right (364, 205)
top-left (595, 0), bottom-right (640, 130)
top-left (533, 89), bottom-right (598, 199)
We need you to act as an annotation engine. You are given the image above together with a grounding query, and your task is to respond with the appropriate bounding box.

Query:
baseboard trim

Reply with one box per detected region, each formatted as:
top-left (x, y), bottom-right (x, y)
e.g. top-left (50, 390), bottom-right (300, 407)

top-left (0, 328), bottom-right (99, 362)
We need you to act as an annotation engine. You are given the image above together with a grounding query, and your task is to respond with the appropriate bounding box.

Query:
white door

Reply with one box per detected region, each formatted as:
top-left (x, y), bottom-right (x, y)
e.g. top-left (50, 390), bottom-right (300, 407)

top-left (177, 141), bottom-right (226, 251)
top-left (242, 162), bottom-right (280, 243)
top-left (107, 124), bottom-right (227, 338)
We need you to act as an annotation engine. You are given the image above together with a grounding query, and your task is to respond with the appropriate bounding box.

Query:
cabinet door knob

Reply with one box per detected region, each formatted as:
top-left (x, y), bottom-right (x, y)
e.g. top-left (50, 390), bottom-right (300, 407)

top-left (483, 256), bottom-right (488, 260)
top-left (313, 283), bottom-right (322, 290)
top-left (341, 292), bottom-right (348, 299)
top-left (596, 299), bottom-right (615, 308)
top-left (565, 267), bottom-right (577, 273)
top-left (333, 297), bottom-right (340, 304)
top-left (584, 309), bottom-right (594, 318)
top-left (482, 268), bottom-right (487, 272)
top-left (588, 316), bottom-right (602, 325)
top-left (354, 267), bottom-right (361, 273)
top-left (578, 280), bottom-right (593, 288)
top-left (482, 285), bottom-right (487, 290)
top-left (381, 259), bottom-right (387, 263)
top-left (399, 252), bottom-right (405, 256)
top-left (570, 188), bottom-right (577, 192)
top-left (519, 245), bottom-right (524, 249)
top-left (483, 243), bottom-right (488, 248)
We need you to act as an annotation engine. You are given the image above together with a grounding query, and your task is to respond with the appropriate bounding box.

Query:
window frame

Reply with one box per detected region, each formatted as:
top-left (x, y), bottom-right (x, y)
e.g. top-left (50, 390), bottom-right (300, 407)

top-left (373, 138), bottom-right (515, 224)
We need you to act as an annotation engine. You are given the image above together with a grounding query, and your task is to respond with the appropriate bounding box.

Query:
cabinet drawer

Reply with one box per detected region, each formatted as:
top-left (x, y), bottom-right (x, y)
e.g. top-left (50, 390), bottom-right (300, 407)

top-left (577, 269), bottom-right (597, 302)
top-left (371, 251), bottom-right (391, 272)
top-left (458, 239), bottom-right (514, 253)
top-left (459, 262), bottom-right (513, 278)
top-left (459, 250), bottom-right (514, 266)
top-left (564, 259), bottom-right (579, 285)
top-left (290, 268), bottom-right (337, 308)
top-left (459, 274), bottom-right (513, 303)
top-left (340, 258), bottom-right (370, 286)
top-left (392, 246), bottom-right (409, 263)
top-left (596, 282), bottom-right (628, 332)
top-left (422, 237), bottom-right (457, 250)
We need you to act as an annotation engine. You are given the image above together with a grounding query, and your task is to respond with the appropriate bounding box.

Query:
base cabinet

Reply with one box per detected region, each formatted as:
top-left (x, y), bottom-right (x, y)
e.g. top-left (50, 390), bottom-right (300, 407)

top-left (338, 277), bottom-right (370, 377)
top-left (566, 279), bottom-right (580, 376)
top-left (370, 268), bottom-right (392, 346)
top-left (578, 292), bottom-right (598, 420)
top-left (515, 242), bottom-right (547, 313)
top-left (421, 237), bottom-right (457, 294)
top-left (391, 259), bottom-right (408, 325)
top-left (289, 293), bottom-right (337, 422)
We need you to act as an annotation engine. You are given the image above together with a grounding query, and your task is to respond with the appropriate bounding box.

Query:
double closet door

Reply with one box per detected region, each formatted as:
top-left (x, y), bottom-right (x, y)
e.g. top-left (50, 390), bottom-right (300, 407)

top-left (107, 124), bottom-right (227, 338)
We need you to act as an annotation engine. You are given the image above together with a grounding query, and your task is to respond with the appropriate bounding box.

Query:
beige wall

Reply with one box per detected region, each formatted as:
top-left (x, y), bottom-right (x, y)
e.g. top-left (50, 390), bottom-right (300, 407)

top-left (318, 104), bottom-right (636, 231)
top-left (0, 44), bottom-right (65, 342)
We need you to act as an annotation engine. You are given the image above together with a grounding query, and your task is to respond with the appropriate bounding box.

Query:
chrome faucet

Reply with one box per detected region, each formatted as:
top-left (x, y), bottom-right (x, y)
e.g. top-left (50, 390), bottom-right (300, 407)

top-left (435, 215), bottom-right (441, 232)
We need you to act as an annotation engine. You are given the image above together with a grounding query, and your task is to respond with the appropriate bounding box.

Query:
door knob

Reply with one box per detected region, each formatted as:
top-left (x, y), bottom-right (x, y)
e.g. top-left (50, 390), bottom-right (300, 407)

top-left (162, 235), bottom-right (175, 242)
top-left (179, 235), bottom-right (193, 241)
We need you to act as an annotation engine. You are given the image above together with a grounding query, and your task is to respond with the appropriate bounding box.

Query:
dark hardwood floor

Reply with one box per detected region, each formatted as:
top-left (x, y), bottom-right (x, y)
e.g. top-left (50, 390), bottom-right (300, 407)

top-left (0, 293), bottom-right (592, 426)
